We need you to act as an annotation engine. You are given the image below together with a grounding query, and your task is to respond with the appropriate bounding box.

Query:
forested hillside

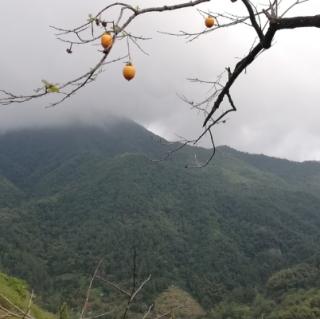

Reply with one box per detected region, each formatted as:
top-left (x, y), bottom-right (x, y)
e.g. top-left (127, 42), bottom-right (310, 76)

top-left (0, 119), bottom-right (320, 318)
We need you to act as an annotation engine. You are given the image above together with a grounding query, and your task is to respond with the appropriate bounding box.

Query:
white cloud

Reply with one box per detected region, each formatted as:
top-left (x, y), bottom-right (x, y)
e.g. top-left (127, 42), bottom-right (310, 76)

top-left (0, 0), bottom-right (319, 161)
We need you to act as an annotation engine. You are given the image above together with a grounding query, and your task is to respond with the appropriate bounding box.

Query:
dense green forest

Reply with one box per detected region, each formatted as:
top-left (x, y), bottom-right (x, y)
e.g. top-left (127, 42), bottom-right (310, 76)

top-left (0, 119), bottom-right (320, 318)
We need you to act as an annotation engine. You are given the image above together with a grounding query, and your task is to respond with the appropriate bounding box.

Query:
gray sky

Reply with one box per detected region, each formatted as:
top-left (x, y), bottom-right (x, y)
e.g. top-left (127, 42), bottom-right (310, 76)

top-left (0, 0), bottom-right (319, 161)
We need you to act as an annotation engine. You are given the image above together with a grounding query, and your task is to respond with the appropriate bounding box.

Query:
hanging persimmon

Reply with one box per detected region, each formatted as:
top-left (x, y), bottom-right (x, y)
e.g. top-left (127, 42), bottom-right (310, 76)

top-left (205, 16), bottom-right (215, 28)
top-left (123, 63), bottom-right (136, 81)
top-left (101, 33), bottom-right (113, 49)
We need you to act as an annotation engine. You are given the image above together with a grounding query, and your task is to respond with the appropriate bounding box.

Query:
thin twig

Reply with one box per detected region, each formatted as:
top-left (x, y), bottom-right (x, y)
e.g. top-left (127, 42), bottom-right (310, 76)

top-left (80, 259), bottom-right (103, 319)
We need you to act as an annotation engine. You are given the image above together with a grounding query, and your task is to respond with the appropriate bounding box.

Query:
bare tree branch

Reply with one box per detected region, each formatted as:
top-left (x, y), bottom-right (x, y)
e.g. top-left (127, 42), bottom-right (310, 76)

top-left (80, 259), bottom-right (103, 319)
top-left (96, 276), bottom-right (131, 297)
top-left (203, 13), bottom-right (320, 127)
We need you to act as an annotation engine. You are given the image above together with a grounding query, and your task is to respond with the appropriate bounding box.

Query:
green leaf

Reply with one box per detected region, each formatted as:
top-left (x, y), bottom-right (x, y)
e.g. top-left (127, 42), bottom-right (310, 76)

top-left (41, 79), bottom-right (50, 87)
top-left (47, 85), bottom-right (60, 93)
top-left (42, 80), bottom-right (60, 93)
top-left (87, 14), bottom-right (95, 23)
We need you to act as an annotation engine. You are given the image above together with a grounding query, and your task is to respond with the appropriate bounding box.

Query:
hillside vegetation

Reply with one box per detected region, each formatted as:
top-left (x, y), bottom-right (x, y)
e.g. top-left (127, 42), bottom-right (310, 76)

top-left (0, 272), bottom-right (55, 319)
top-left (0, 119), bottom-right (320, 318)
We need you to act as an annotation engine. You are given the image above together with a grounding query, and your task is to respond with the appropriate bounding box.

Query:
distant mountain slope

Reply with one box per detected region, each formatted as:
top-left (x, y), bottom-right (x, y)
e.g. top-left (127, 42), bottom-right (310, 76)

top-left (221, 146), bottom-right (320, 194)
top-left (0, 175), bottom-right (24, 207)
top-left (0, 119), bottom-right (169, 193)
top-left (0, 119), bottom-right (319, 311)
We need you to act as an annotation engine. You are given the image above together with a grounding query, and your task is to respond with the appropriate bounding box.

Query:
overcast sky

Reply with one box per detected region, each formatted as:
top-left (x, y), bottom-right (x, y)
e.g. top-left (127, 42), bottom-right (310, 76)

top-left (0, 0), bottom-right (319, 161)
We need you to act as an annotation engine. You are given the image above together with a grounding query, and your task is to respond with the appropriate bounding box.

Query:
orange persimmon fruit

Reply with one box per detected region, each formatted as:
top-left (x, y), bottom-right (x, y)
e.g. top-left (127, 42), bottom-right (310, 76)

top-left (101, 33), bottom-right (113, 49)
top-left (123, 63), bottom-right (136, 81)
top-left (205, 16), bottom-right (215, 28)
